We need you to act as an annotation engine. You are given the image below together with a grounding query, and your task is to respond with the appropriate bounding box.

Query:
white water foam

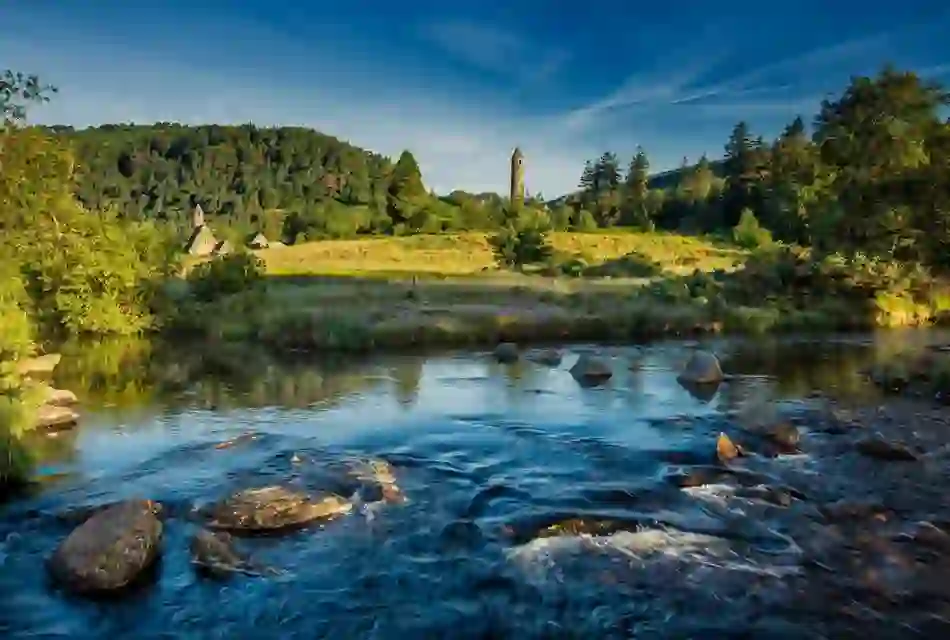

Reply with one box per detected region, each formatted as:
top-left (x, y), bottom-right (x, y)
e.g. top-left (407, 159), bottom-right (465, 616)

top-left (506, 525), bottom-right (802, 584)
top-left (680, 482), bottom-right (737, 507)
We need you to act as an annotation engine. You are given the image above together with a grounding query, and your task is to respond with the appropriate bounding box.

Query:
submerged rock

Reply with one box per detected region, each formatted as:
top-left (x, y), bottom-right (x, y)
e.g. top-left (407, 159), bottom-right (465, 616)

top-left (819, 500), bottom-right (890, 523)
top-left (894, 521), bottom-right (950, 551)
top-left (743, 421), bottom-right (801, 455)
top-left (665, 465), bottom-right (771, 489)
top-left (206, 486), bottom-right (352, 532)
top-left (678, 350), bottom-right (724, 384)
top-left (677, 378), bottom-right (721, 403)
top-left (534, 518), bottom-right (631, 539)
top-left (569, 355), bottom-right (613, 385)
top-left (855, 437), bottom-right (919, 461)
top-left (190, 529), bottom-right (264, 578)
top-left (735, 485), bottom-right (797, 507)
top-left (347, 458), bottom-right (405, 504)
top-left (762, 422), bottom-right (800, 453)
top-left (48, 499), bottom-right (163, 595)
top-left (493, 342), bottom-right (520, 363)
top-left (214, 432), bottom-right (260, 450)
top-left (532, 349), bottom-right (563, 366)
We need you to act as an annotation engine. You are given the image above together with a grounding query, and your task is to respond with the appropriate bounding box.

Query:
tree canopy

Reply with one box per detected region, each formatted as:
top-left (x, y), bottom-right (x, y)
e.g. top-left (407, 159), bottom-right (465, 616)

top-left (6, 64), bottom-right (946, 269)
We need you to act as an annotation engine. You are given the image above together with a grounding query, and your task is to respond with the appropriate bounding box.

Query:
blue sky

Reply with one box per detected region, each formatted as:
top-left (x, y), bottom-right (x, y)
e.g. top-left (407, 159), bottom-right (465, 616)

top-left (3, 1), bottom-right (949, 197)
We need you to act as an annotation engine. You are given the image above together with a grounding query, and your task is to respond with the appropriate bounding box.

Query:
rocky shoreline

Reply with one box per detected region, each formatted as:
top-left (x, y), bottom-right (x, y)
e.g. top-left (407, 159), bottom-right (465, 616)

top-left (15, 353), bottom-right (81, 431)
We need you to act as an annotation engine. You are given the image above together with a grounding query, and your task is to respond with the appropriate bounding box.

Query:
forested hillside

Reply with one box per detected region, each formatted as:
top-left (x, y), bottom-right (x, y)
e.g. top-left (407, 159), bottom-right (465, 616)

top-left (47, 123), bottom-right (540, 243)
top-left (37, 65), bottom-right (950, 268)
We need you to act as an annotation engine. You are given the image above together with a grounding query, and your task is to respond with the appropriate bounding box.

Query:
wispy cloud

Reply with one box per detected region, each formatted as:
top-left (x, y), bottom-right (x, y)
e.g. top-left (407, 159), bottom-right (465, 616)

top-left (419, 20), bottom-right (568, 87)
top-left (561, 50), bottom-right (728, 132)
top-left (920, 63), bottom-right (950, 79)
top-left (561, 32), bottom-right (891, 135)
top-left (5, 3), bottom-right (948, 201)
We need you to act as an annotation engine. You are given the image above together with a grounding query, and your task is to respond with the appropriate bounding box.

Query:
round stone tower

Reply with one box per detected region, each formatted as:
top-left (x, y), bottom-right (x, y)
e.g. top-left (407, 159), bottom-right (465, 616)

top-left (510, 147), bottom-right (525, 209)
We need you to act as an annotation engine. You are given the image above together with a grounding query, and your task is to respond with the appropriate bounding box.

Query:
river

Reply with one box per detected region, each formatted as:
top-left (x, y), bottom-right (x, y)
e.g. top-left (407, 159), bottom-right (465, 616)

top-left (2, 333), bottom-right (950, 638)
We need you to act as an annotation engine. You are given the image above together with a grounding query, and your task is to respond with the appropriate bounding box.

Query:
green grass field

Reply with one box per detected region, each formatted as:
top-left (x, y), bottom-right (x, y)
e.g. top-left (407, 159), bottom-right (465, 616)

top-left (253, 231), bottom-right (745, 280)
top-left (181, 231), bottom-right (754, 352)
top-left (180, 230), bottom-right (946, 353)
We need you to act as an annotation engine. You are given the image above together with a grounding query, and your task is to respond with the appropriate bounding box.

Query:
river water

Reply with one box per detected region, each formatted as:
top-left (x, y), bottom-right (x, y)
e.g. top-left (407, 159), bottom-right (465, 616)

top-left (2, 334), bottom-right (950, 638)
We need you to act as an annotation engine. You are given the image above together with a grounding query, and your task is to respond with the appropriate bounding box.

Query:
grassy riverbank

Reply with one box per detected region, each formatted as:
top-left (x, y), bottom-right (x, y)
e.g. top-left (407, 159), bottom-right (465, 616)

top-left (169, 234), bottom-right (950, 355)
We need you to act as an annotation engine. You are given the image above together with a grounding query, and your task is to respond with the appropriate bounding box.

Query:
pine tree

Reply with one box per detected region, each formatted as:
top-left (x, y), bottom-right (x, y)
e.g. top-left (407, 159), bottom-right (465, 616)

top-left (722, 121), bottom-right (767, 226)
top-left (621, 147), bottom-right (651, 228)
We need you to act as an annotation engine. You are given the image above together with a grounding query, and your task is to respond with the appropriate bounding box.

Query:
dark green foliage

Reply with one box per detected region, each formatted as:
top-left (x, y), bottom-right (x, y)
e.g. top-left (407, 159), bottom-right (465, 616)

top-left (563, 66), bottom-right (950, 272)
top-left (187, 252), bottom-right (265, 302)
top-left (48, 123), bottom-right (529, 240)
top-left (48, 123), bottom-right (394, 235)
top-left (12, 64), bottom-right (950, 282)
top-left (732, 208), bottom-right (772, 249)
top-left (0, 70), bottom-right (56, 124)
top-left (1, 70), bottom-right (183, 484)
top-left (621, 148), bottom-right (652, 228)
top-left (490, 217), bottom-right (554, 268)
top-left (584, 251), bottom-right (662, 278)
top-left (572, 209), bottom-right (599, 232)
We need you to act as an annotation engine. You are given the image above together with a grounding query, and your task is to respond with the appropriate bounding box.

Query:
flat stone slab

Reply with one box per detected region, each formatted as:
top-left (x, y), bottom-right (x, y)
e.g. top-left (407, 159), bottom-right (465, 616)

top-left (15, 354), bottom-right (61, 377)
top-left (35, 404), bottom-right (79, 430)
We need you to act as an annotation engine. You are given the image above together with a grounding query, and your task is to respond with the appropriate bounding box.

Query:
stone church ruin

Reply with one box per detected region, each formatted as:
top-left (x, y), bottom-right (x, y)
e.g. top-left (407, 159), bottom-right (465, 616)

top-left (183, 204), bottom-right (281, 256)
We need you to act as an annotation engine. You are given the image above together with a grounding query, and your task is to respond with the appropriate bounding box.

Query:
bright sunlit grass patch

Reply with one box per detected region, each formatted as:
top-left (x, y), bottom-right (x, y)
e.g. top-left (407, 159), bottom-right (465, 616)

top-left (252, 231), bottom-right (746, 278)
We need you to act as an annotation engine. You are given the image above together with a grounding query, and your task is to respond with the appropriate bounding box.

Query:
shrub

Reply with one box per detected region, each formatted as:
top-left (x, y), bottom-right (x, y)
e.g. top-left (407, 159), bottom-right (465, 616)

top-left (490, 222), bottom-right (554, 269)
top-left (584, 251), bottom-right (662, 278)
top-left (187, 251), bottom-right (265, 302)
top-left (732, 208), bottom-right (773, 249)
top-left (572, 209), bottom-right (599, 232)
top-left (2, 124), bottom-right (179, 338)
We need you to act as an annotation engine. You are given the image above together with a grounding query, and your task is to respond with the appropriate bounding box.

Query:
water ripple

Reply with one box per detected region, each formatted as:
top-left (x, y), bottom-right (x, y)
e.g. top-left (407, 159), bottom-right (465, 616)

top-left (4, 338), bottom-right (950, 637)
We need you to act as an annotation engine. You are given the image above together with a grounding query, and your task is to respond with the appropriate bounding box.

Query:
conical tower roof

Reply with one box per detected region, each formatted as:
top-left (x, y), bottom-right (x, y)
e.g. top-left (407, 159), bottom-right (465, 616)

top-left (192, 203), bottom-right (205, 228)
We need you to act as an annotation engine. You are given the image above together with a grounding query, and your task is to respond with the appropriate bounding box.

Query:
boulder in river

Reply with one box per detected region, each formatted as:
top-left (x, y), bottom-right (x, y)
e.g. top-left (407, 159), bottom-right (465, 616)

top-left (855, 436), bottom-right (919, 461)
top-left (818, 500), bottom-right (890, 523)
top-left (762, 422), bottom-right (800, 453)
top-left (190, 529), bottom-right (266, 578)
top-left (532, 349), bottom-right (563, 366)
top-left (30, 381), bottom-right (79, 407)
top-left (206, 486), bottom-right (353, 533)
top-left (734, 485), bottom-right (798, 507)
top-left (493, 342), bottom-right (520, 363)
top-left (47, 499), bottom-right (164, 595)
top-left (214, 431), bottom-right (260, 450)
top-left (677, 350), bottom-right (724, 385)
top-left (569, 355), bottom-right (613, 386)
top-left (893, 521), bottom-right (950, 551)
top-left (347, 458), bottom-right (405, 504)
top-left (534, 518), bottom-right (630, 540)
top-left (742, 421), bottom-right (801, 455)
top-left (677, 378), bottom-right (721, 403)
